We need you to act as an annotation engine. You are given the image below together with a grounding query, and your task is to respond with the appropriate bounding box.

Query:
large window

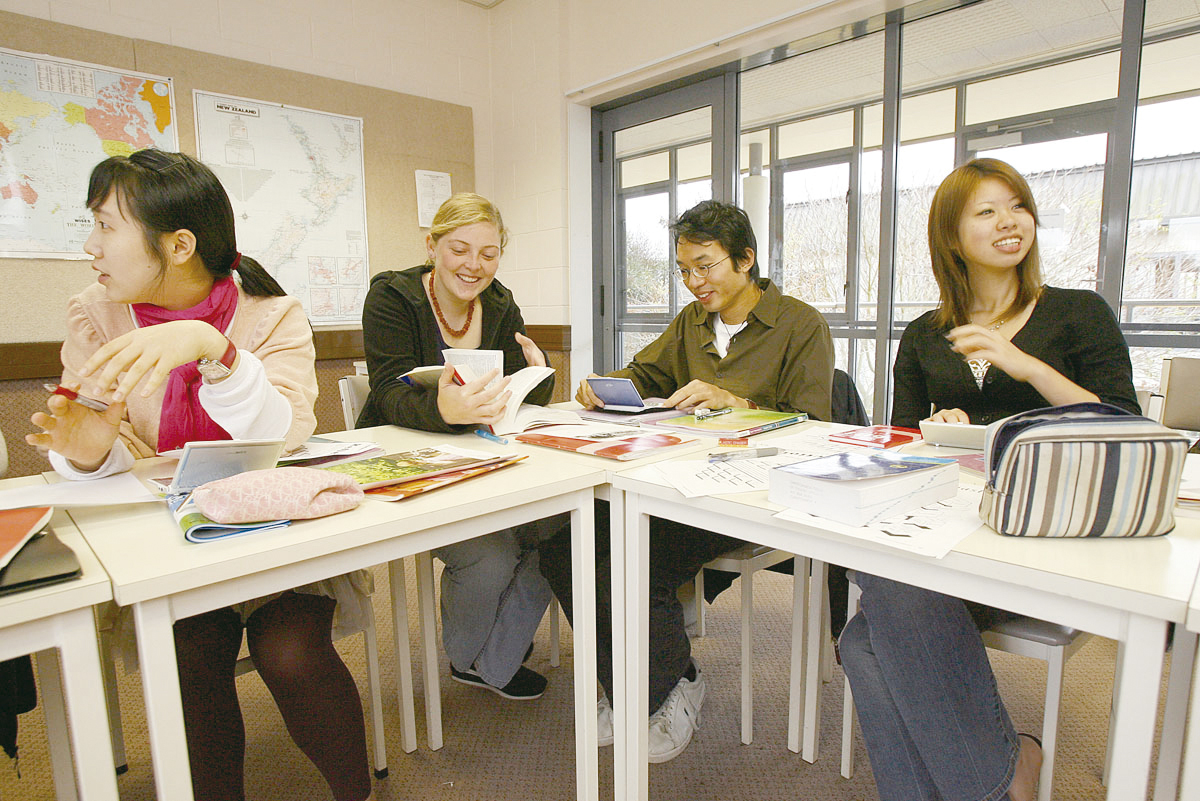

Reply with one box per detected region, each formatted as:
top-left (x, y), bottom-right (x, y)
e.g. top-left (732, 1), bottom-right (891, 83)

top-left (596, 0), bottom-right (1200, 418)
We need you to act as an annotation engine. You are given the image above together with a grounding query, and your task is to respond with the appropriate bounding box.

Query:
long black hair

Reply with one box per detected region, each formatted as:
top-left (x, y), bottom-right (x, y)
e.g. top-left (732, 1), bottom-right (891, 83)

top-left (86, 149), bottom-right (285, 298)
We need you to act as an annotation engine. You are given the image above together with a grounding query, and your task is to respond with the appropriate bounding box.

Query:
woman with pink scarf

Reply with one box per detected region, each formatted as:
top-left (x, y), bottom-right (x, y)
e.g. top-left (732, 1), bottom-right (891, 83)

top-left (28, 150), bottom-right (376, 801)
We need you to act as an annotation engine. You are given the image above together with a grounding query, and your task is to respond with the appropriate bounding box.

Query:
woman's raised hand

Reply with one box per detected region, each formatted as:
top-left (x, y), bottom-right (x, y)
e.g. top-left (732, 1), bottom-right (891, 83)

top-left (946, 323), bottom-right (1039, 383)
top-left (515, 332), bottom-right (546, 368)
top-left (26, 387), bottom-right (126, 471)
top-left (436, 364), bottom-right (512, 426)
top-left (79, 320), bottom-right (232, 401)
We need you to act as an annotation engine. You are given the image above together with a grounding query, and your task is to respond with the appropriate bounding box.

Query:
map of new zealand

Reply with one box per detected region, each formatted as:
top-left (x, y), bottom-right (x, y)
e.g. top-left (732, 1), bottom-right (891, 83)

top-left (0, 48), bottom-right (177, 257)
top-left (194, 91), bottom-right (369, 326)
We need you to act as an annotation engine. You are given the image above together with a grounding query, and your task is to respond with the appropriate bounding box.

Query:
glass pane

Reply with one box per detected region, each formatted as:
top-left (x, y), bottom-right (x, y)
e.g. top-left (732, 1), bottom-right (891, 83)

top-left (781, 162), bottom-right (849, 314)
top-left (1125, 92), bottom-right (1200, 332)
top-left (900, 89), bottom-right (955, 142)
top-left (893, 138), bottom-right (956, 323)
top-left (740, 128), bottom-right (771, 173)
top-left (614, 107), bottom-right (711, 159)
top-left (1140, 32), bottom-right (1200, 99)
top-left (978, 134), bottom-right (1108, 292)
top-left (620, 152), bottom-right (669, 189)
top-left (620, 330), bottom-right (664, 366)
top-left (677, 178), bottom-right (712, 216)
top-left (903, 2), bottom-right (1122, 103)
top-left (966, 53), bottom-right (1120, 125)
top-left (622, 193), bottom-right (671, 316)
top-left (1129, 346), bottom-right (1200, 394)
top-left (677, 142), bottom-right (712, 183)
top-left (778, 111), bottom-right (854, 160)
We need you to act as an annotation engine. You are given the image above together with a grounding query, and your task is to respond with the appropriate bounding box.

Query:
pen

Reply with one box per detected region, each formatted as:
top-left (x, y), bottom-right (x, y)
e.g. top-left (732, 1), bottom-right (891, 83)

top-left (44, 383), bottom-right (109, 412)
top-left (474, 428), bottom-right (509, 445)
top-left (708, 447), bottom-right (779, 462)
top-left (694, 407), bottom-right (733, 421)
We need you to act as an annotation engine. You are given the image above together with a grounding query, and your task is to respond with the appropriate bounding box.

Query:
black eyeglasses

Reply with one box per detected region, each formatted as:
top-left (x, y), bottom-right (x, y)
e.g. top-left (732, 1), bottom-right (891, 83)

top-left (677, 254), bottom-right (730, 281)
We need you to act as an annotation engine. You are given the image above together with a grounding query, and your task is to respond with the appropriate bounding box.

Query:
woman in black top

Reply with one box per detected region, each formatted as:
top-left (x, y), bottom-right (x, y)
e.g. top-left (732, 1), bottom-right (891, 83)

top-left (839, 159), bottom-right (1137, 801)
top-left (892, 159), bottom-right (1138, 428)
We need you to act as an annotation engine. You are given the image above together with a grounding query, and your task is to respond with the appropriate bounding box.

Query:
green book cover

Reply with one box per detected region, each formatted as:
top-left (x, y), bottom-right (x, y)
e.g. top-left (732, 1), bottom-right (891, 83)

top-left (319, 446), bottom-right (506, 489)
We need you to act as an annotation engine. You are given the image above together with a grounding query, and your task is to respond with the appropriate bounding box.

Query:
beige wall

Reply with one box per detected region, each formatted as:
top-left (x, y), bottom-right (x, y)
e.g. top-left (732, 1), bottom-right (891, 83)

top-left (0, 0), bottom-right (917, 356)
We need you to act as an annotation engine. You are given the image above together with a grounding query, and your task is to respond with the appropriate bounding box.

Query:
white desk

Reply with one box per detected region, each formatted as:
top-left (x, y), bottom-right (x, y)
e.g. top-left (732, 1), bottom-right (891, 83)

top-left (1174, 498), bottom-right (1200, 799)
top-left (0, 477), bottom-right (119, 801)
top-left (611, 421), bottom-right (1200, 801)
top-left (69, 426), bottom-right (606, 801)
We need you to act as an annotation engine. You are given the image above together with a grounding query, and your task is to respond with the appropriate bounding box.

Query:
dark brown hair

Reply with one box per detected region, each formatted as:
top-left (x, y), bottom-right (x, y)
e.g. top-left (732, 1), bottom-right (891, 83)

top-left (928, 158), bottom-right (1043, 329)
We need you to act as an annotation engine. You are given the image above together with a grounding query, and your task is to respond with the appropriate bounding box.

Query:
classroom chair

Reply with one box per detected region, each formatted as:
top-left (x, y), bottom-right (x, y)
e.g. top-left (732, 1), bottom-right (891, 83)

top-left (838, 578), bottom-right (1090, 801)
top-left (1157, 356), bottom-right (1200, 431)
top-left (337, 375), bottom-right (559, 752)
top-left (690, 369), bottom-right (867, 750)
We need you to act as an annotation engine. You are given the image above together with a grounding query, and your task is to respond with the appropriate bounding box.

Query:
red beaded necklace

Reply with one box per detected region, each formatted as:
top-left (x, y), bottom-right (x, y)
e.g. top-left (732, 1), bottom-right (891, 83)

top-left (428, 269), bottom-right (475, 338)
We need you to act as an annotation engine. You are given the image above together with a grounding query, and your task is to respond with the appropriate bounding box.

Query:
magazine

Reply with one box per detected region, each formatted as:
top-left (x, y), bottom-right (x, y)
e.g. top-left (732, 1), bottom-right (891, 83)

top-left (364, 456), bottom-right (527, 501)
top-left (515, 422), bottom-right (698, 461)
top-left (319, 444), bottom-right (516, 489)
top-left (169, 492), bottom-right (290, 544)
top-left (652, 408), bottom-right (807, 438)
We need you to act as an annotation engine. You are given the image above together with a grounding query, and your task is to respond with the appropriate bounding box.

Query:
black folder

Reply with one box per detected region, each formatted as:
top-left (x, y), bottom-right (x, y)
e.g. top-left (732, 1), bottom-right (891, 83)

top-left (0, 526), bottom-right (82, 597)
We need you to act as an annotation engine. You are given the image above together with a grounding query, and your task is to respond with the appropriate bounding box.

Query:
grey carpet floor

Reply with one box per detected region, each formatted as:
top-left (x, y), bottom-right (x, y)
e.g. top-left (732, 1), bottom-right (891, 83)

top-left (0, 560), bottom-right (1179, 800)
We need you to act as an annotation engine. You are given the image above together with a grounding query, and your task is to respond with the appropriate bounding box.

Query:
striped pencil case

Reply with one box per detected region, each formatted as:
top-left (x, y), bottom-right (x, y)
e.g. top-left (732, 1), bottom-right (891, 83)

top-left (980, 402), bottom-right (1188, 538)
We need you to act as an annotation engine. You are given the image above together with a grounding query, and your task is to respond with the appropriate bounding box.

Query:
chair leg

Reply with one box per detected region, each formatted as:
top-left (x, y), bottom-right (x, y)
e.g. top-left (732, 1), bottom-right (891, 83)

top-left (386, 559), bottom-right (418, 754)
top-left (787, 556), bottom-right (808, 754)
top-left (361, 606), bottom-right (388, 778)
top-left (840, 579), bottom-right (861, 779)
top-left (1037, 646), bottom-right (1067, 801)
top-left (98, 629), bottom-right (129, 774)
top-left (549, 598), bottom-right (561, 668)
top-left (821, 580), bottom-right (834, 683)
top-left (738, 565), bottom-right (754, 745)
top-left (695, 570), bottom-right (706, 639)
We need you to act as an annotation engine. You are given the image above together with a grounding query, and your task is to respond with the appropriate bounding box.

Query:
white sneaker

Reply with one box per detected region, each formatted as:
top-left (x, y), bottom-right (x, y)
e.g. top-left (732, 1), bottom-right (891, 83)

top-left (647, 663), bottom-right (705, 763)
top-left (597, 696), bottom-right (614, 747)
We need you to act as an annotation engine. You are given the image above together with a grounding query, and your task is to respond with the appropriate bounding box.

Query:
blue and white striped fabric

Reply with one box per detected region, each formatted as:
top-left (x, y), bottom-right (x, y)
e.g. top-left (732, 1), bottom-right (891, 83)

top-left (980, 402), bottom-right (1188, 538)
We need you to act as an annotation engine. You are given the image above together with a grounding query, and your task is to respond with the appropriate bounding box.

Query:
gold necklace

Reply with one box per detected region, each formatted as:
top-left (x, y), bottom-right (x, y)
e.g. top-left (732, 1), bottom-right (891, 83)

top-left (428, 270), bottom-right (474, 338)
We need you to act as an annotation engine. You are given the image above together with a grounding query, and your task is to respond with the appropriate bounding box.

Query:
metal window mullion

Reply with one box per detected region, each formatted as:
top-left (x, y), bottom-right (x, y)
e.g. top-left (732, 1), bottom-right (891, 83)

top-left (872, 12), bottom-right (903, 425)
top-left (1097, 0), bottom-right (1146, 312)
top-left (668, 148), bottom-right (679, 316)
top-left (847, 107), bottom-right (862, 348)
top-left (770, 122), bottom-right (783, 282)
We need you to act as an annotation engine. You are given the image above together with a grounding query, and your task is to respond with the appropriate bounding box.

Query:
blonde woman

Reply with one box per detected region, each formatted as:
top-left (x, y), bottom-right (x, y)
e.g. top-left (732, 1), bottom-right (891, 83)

top-left (357, 193), bottom-right (554, 699)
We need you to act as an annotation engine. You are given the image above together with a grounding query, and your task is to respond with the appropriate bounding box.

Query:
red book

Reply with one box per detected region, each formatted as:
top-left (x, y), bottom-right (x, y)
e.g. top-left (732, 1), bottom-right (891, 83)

top-left (0, 507), bottom-right (53, 571)
top-left (515, 423), bottom-right (697, 461)
top-left (828, 425), bottom-right (922, 449)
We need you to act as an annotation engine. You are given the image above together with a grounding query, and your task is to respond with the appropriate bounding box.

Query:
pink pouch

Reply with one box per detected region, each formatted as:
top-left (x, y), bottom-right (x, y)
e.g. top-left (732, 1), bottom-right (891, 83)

top-left (191, 467), bottom-right (364, 524)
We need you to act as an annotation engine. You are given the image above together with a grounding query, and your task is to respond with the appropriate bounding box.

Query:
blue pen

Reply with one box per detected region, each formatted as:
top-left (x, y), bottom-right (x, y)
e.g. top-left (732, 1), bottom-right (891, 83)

top-left (474, 428), bottom-right (509, 445)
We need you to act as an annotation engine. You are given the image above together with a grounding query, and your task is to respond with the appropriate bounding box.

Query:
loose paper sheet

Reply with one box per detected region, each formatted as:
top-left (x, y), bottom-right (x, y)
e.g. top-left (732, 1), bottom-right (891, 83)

top-left (774, 484), bottom-right (985, 558)
top-left (0, 472), bottom-right (160, 510)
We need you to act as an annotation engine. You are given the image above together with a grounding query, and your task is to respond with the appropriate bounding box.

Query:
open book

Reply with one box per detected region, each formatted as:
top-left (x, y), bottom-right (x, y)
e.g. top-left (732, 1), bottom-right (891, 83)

top-left (399, 349), bottom-right (574, 436)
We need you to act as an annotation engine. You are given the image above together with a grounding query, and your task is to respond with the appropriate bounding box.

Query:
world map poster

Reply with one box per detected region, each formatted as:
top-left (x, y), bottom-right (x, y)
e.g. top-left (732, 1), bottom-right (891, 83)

top-left (0, 47), bottom-right (177, 258)
top-left (193, 90), bottom-right (370, 326)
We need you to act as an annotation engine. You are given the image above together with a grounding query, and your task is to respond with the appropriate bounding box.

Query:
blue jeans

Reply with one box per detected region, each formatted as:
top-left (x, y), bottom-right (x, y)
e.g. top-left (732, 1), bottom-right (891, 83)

top-left (434, 525), bottom-right (552, 687)
top-left (838, 572), bottom-right (1020, 801)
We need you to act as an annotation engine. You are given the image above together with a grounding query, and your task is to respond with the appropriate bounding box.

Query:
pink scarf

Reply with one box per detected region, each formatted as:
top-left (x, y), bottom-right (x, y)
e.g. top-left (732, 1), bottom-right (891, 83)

top-left (132, 277), bottom-right (239, 451)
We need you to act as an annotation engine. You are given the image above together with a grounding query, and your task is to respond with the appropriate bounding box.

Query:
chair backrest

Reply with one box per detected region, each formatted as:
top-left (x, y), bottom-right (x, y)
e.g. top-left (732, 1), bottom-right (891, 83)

top-left (1160, 357), bottom-right (1200, 431)
top-left (338, 375), bottom-right (371, 431)
top-left (832, 369), bottom-right (870, 426)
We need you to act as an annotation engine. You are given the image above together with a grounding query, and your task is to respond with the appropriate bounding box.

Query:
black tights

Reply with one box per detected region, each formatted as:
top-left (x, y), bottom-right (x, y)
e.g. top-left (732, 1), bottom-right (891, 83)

top-left (173, 592), bottom-right (371, 801)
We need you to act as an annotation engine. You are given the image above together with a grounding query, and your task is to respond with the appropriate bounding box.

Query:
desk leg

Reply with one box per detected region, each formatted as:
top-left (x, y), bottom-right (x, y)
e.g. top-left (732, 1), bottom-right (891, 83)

top-left (415, 551), bottom-right (443, 750)
top-left (786, 556), bottom-right (809, 753)
top-left (50, 609), bottom-right (121, 801)
top-left (610, 488), bottom-right (628, 799)
top-left (134, 598), bottom-right (195, 801)
top-left (619, 491), bottom-right (650, 801)
top-left (1155, 627), bottom-right (1198, 801)
top-left (802, 559), bottom-right (827, 762)
top-left (34, 648), bottom-right (77, 801)
top-left (387, 559), bottom-right (418, 753)
top-left (1180, 639), bottom-right (1200, 800)
top-left (1106, 614), bottom-right (1166, 801)
top-left (569, 488), bottom-right (599, 801)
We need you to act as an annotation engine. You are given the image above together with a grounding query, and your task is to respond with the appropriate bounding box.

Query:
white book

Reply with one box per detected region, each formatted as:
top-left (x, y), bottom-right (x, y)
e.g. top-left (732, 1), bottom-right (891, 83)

top-left (768, 451), bottom-right (958, 527)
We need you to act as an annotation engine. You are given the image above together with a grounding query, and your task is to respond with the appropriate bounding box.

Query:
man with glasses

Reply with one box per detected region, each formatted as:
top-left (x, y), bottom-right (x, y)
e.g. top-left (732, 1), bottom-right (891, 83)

top-left (539, 199), bottom-right (832, 763)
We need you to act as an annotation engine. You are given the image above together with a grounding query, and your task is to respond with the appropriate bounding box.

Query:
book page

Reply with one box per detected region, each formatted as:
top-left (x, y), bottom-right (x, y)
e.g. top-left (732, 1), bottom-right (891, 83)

top-left (442, 349), bottom-right (503, 386)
